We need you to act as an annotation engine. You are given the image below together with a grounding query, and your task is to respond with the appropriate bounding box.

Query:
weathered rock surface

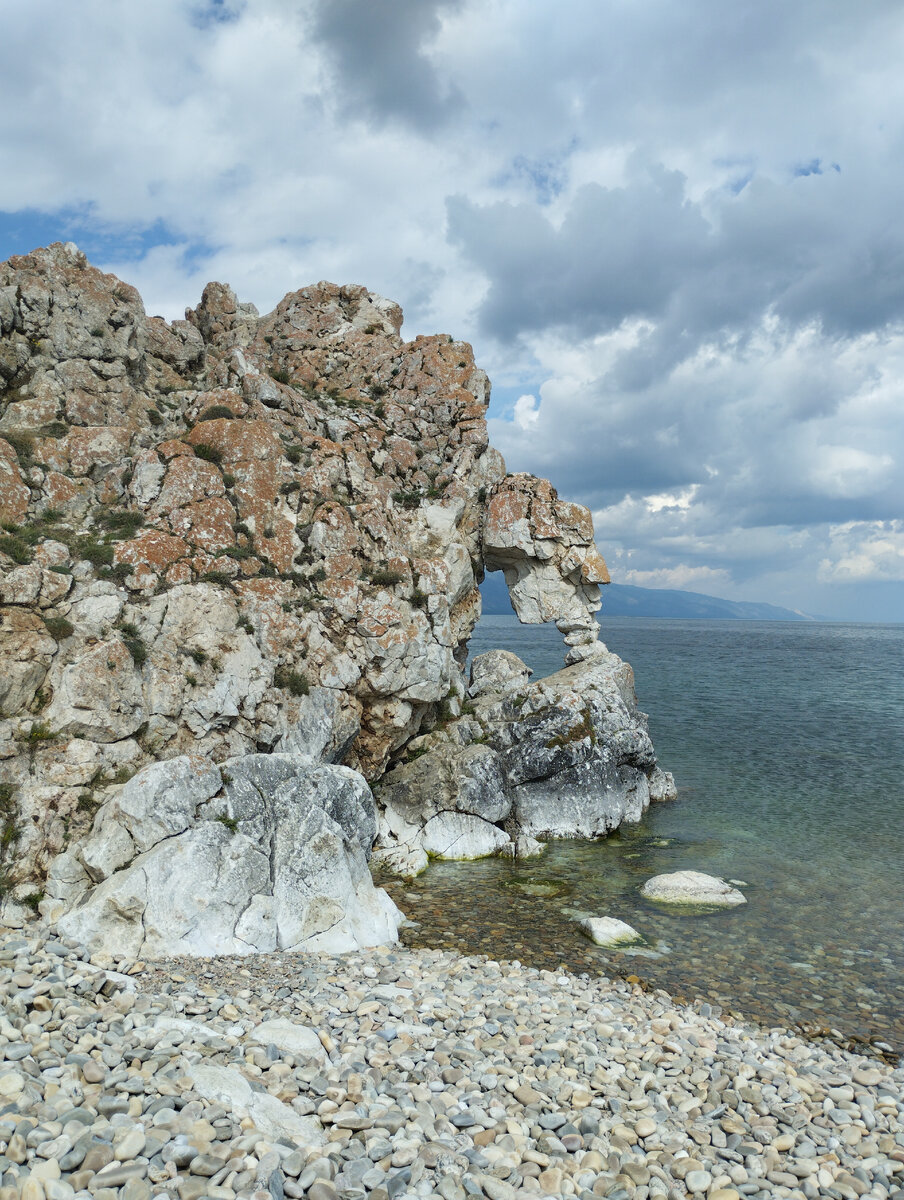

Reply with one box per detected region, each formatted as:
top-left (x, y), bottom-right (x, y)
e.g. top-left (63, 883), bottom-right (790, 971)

top-left (640, 871), bottom-right (747, 908)
top-left (0, 243), bottom-right (672, 944)
top-left (373, 649), bottom-right (675, 867)
top-left (484, 474), bottom-right (610, 663)
top-left (46, 752), bottom-right (402, 955)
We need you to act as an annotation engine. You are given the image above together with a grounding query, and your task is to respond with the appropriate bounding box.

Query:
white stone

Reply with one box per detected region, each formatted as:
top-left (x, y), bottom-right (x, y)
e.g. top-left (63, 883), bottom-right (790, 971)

top-left (80, 818), bottom-right (135, 882)
top-left (188, 1062), bottom-right (324, 1145)
top-left (55, 755), bottom-right (404, 957)
top-left (109, 755), bottom-right (222, 852)
top-left (247, 1019), bottom-right (326, 1063)
top-left (579, 916), bottom-right (645, 947)
top-left (371, 844), bottom-right (429, 879)
top-left (640, 871), bottom-right (747, 907)
top-left (153, 1016), bottom-right (228, 1046)
top-left (420, 812), bottom-right (510, 860)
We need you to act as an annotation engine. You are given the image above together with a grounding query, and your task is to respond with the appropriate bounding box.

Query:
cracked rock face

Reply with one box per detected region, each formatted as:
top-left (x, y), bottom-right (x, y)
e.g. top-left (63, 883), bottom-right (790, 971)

top-left (0, 243), bottom-right (669, 949)
top-left (47, 752), bottom-right (402, 956)
top-left (372, 649), bottom-right (676, 870)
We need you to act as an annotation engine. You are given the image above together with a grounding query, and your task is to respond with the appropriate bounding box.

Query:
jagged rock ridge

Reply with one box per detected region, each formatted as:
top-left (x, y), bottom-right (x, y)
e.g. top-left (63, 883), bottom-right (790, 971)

top-left (0, 243), bottom-right (672, 952)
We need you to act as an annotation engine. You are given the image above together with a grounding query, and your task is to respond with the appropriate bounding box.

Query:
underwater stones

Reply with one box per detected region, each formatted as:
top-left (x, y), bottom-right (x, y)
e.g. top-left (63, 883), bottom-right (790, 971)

top-left (640, 870), bottom-right (747, 908)
top-left (579, 916), bottom-right (645, 947)
top-left (501, 876), bottom-right (571, 899)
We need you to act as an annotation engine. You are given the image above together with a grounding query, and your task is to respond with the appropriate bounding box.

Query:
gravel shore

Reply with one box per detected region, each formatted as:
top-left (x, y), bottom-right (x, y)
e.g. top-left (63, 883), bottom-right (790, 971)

top-left (1, 928), bottom-right (902, 1200)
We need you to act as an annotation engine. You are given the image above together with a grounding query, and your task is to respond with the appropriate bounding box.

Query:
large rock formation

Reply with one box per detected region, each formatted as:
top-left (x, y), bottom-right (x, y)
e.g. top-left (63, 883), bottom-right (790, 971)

top-left (0, 243), bottom-right (672, 950)
top-left (372, 648), bottom-right (676, 875)
top-left (45, 753), bottom-right (402, 956)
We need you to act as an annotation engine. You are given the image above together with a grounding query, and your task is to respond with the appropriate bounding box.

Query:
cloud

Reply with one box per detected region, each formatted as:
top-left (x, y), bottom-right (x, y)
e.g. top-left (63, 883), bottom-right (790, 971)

top-left (2, 0), bottom-right (904, 618)
top-left (310, 0), bottom-right (464, 131)
top-left (449, 163), bottom-right (904, 387)
top-left (616, 564), bottom-right (733, 592)
top-left (819, 522), bottom-right (904, 583)
top-left (512, 394), bottom-right (540, 431)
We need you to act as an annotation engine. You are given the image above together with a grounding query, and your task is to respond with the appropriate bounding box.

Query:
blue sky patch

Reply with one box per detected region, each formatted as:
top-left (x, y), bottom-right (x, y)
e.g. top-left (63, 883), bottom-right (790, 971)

top-left (0, 208), bottom-right (217, 273)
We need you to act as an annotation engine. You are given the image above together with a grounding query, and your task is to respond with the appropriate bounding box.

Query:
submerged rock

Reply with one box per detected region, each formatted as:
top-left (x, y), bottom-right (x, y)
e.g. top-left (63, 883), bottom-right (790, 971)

top-left (579, 915), bottom-right (645, 947)
top-left (640, 870), bottom-right (747, 908)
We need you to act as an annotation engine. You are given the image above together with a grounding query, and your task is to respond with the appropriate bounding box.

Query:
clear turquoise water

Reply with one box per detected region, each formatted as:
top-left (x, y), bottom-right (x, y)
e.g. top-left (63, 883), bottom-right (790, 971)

top-left (389, 615), bottom-right (904, 1055)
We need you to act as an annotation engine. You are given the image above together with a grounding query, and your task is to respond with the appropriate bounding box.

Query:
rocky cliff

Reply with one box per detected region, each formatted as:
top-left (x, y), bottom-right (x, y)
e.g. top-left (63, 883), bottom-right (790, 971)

top-left (0, 243), bottom-right (673, 954)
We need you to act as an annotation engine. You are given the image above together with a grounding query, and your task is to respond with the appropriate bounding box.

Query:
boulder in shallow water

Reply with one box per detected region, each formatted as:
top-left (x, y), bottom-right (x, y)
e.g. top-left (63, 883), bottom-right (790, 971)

top-left (579, 916), bottom-right (645, 947)
top-left (640, 870), bottom-right (746, 907)
top-left (648, 765), bottom-right (678, 802)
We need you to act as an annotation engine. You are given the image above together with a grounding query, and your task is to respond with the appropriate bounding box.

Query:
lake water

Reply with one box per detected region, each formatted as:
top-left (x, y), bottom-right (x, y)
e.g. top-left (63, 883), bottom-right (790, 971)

top-left (382, 615), bottom-right (904, 1059)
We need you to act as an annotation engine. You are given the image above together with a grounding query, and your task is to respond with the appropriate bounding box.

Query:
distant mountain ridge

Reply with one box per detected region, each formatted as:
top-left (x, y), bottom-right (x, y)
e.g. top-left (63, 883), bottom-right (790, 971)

top-left (480, 574), bottom-right (816, 622)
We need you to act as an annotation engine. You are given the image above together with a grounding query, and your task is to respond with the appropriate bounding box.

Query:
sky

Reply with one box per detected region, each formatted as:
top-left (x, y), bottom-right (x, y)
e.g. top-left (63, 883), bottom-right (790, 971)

top-left (2, 0), bottom-right (903, 621)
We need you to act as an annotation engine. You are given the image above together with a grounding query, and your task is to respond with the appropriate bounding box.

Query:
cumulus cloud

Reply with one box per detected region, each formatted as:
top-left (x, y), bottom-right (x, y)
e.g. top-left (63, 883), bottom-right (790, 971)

top-left (512, 394), bottom-right (540, 431)
top-left (819, 522), bottom-right (904, 582)
top-left (2, 0), bottom-right (903, 617)
top-left (310, 0), bottom-right (464, 131)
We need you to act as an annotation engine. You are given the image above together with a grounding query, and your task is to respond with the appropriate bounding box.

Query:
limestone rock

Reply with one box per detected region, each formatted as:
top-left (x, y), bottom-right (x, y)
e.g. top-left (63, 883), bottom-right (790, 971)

top-left (498, 834), bottom-right (546, 860)
top-left (648, 765), bottom-right (678, 802)
top-left (276, 685), bottom-right (361, 764)
top-left (0, 242), bottom-right (672, 941)
top-left (468, 649), bottom-right (532, 698)
top-left (374, 646), bottom-right (670, 858)
top-left (420, 811), bottom-right (511, 859)
top-left (54, 753), bottom-right (403, 955)
top-left (187, 1062), bottom-right (324, 1145)
top-left (640, 871), bottom-right (747, 908)
top-left (579, 916), bottom-right (645, 947)
top-left (246, 1019), bottom-right (327, 1064)
top-left (371, 843), bottom-right (429, 879)
top-left (484, 473), bottom-right (609, 652)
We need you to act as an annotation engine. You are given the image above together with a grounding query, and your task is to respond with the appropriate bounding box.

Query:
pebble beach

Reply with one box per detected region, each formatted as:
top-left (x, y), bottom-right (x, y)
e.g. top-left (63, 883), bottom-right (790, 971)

top-left (2, 929), bottom-right (903, 1200)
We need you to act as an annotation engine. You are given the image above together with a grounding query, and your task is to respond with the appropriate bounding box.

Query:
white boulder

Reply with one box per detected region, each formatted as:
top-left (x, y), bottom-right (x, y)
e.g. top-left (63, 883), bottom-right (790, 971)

top-left (53, 752), bottom-right (404, 956)
top-left (579, 916), bottom-right (645, 947)
top-left (188, 1062), bottom-right (324, 1145)
top-left (246, 1019), bottom-right (326, 1064)
top-left (640, 870), bottom-right (747, 907)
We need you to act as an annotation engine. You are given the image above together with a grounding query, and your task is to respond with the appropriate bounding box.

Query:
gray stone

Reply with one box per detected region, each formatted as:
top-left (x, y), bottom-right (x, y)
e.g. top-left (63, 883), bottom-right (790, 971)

top-left (468, 650), bottom-right (532, 698)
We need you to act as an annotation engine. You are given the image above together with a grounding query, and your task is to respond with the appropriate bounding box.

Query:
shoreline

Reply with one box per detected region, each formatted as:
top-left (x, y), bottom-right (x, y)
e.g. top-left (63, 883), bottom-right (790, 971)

top-left (2, 926), bottom-right (903, 1200)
